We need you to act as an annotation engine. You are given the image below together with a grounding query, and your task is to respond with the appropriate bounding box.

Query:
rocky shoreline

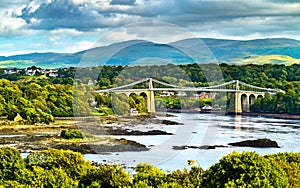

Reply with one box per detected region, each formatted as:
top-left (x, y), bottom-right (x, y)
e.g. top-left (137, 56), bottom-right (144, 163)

top-left (0, 112), bottom-right (294, 154)
top-left (172, 138), bottom-right (280, 150)
top-left (0, 114), bottom-right (180, 154)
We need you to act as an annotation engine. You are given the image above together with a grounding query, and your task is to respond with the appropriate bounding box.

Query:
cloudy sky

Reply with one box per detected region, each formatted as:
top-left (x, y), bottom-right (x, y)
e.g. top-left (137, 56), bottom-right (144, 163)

top-left (1, 0), bottom-right (300, 56)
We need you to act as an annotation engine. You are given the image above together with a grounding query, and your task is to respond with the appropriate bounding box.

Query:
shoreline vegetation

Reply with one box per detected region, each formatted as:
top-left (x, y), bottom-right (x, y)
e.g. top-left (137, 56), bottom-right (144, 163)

top-left (0, 146), bottom-right (299, 187)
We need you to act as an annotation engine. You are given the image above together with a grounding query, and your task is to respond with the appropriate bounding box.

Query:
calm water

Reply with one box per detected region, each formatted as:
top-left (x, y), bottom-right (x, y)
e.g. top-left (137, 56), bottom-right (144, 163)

top-left (84, 113), bottom-right (300, 171)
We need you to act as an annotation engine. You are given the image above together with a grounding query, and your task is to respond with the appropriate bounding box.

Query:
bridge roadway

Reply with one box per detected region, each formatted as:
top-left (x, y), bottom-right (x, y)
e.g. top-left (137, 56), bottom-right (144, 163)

top-left (94, 78), bottom-right (283, 114)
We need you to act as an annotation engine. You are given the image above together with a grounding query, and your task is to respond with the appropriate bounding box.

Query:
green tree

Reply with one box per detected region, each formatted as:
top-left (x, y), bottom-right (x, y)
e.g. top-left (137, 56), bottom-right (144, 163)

top-left (25, 149), bottom-right (91, 180)
top-left (201, 151), bottom-right (288, 188)
top-left (133, 162), bottom-right (167, 187)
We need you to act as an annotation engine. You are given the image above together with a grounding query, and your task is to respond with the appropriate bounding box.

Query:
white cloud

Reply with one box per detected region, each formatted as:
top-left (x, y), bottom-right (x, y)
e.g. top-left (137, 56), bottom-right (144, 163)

top-left (0, 9), bottom-right (27, 37)
top-left (50, 28), bottom-right (84, 36)
top-left (65, 40), bottom-right (94, 52)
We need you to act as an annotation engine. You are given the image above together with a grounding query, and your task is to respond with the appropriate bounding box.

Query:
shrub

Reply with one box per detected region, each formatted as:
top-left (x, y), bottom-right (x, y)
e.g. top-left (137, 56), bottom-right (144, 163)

top-left (25, 148), bottom-right (91, 179)
top-left (98, 107), bottom-right (113, 116)
top-left (16, 166), bottom-right (78, 187)
top-left (201, 151), bottom-right (289, 188)
top-left (133, 162), bottom-right (167, 187)
top-left (265, 152), bottom-right (300, 187)
top-left (167, 166), bottom-right (203, 187)
top-left (0, 147), bottom-right (25, 181)
top-left (79, 164), bottom-right (132, 187)
top-left (60, 129), bottom-right (84, 139)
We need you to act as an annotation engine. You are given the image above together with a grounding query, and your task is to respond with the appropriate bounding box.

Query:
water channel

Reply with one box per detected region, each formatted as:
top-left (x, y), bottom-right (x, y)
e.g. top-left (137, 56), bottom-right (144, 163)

top-left (84, 113), bottom-right (300, 171)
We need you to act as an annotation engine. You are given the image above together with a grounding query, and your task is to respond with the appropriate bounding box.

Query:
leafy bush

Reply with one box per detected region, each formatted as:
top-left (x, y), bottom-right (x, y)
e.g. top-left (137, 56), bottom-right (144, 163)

top-left (60, 129), bottom-right (84, 139)
top-left (16, 166), bottom-right (78, 187)
top-left (98, 107), bottom-right (113, 116)
top-left (201, 151), bottom-right (289, 188)
top-left (167, 166), bottom-right (203, 187)
top-left (133, 162), bottom-right (167, 187)
top-left (0, 147), bottom-right (25, 181)
top-left (79, 164), bottom-right (132, 187)
top-left (264, 152), bottom-right (300, 187)
top-left (25, 148), bottom-right (91, 179)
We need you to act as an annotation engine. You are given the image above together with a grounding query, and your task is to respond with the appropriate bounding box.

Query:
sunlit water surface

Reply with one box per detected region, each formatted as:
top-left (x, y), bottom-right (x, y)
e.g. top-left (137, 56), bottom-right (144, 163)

top-left (84, 113), bottom-right (300, 171)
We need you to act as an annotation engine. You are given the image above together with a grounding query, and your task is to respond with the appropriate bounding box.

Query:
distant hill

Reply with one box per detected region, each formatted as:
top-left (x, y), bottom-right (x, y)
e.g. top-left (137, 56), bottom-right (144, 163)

top-left (1, 38), bottom-right (300, 68)
top-left (238, 55), bottom-right (300, 65)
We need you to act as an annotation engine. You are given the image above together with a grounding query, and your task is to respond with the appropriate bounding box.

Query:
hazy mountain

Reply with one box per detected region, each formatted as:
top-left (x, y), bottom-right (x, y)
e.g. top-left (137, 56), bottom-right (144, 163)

top-left (1, 38), bottom-right (300, 69)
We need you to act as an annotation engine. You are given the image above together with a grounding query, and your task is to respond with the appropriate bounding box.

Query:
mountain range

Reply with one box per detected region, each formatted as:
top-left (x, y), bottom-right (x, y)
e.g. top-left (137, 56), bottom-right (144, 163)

top-left (1, 38), bottom-right (300, 69)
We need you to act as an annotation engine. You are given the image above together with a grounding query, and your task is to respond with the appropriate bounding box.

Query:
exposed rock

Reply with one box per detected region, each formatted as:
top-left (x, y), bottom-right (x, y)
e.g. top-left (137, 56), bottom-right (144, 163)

top-left (172, 145), bottom-right (227, 150)
top-left (228, 138), bottom-right (280, 148)
top-left (172, 145), bottom-right (188, 150)
top-left (106, 128), bottom-right (173, 135)
top-left (161, 119), bottom-right (183, 125)
top-left (54, 138), bottom-right (149, 154)
top-left (199, 145), bottom-right (227, 149)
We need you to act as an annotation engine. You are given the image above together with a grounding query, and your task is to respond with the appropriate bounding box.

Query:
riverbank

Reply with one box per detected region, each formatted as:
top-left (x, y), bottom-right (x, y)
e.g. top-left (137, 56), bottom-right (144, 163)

top-left (1, 112), bottom-right (299, 155)
top-left (241, 112), bottom-right (300, 120)
top-left (0, 114), bottom-right (181, 154)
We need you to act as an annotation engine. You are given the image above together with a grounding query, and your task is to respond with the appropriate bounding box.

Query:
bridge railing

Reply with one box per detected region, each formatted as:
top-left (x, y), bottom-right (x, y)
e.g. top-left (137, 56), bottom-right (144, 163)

top-left (94, 78), bottom-right (284, 94)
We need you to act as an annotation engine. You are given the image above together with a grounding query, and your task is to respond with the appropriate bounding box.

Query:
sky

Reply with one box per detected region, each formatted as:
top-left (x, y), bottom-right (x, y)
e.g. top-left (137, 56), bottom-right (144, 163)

top-left (1, 0), bottom-right (300, 56)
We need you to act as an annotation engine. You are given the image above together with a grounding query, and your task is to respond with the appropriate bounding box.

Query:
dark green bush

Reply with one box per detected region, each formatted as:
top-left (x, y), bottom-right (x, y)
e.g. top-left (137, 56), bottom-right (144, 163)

top-left (60, 129), bottom-right (84, 139)
top-left (201, 151), bottom-right (289, 188)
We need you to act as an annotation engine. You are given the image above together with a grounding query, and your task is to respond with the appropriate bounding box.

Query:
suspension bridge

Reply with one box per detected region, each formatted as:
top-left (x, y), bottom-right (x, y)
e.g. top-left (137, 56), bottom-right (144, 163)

top-left (95, 78), bottom-right (284, 114)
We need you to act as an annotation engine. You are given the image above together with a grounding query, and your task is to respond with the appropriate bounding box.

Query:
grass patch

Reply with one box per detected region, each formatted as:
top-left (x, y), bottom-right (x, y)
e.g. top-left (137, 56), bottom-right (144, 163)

top-left (60, 129), bottom-right (84, 139)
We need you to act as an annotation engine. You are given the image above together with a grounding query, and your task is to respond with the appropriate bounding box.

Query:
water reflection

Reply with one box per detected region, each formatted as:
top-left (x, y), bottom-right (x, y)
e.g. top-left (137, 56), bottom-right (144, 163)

top-left (234, 115), bottom-right (242, 131)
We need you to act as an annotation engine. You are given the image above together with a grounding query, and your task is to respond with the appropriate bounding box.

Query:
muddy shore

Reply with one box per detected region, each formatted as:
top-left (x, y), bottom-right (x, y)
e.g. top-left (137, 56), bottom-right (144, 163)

top-left (0, 114), bottom-right (179, 154)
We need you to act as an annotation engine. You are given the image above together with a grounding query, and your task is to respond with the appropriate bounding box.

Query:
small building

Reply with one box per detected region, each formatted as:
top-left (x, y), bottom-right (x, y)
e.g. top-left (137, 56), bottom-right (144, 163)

top-left (202, 105), bottom-right (212, 110)
top-left (176, 91), bottom-right (187, 97)
top-left (199, 92), bottom-right (216, 99)
top-left (160, 91), bottom-right (174, 97)
top-left (14, 113), bottom-right (23, 122)
top-left (129, 108), bottom-right (139, 116)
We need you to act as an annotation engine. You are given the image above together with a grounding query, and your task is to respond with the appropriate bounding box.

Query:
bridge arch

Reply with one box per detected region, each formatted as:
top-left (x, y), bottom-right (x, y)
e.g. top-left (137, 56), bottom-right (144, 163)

top-left (249, 94), bottom-right (256, 106)
top-left (257, 94), bottom-right (263, 99)
top-left (241, 94), bottom-right (249, 112)
top-left (139, 92), bottom-right (148, 99)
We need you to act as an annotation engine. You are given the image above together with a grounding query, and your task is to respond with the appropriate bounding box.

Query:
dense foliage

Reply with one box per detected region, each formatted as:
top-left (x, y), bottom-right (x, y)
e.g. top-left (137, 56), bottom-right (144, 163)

top-left (0, 147), bottom-right (299, 187)
top-left (201, 151), bottom-right (288, 187)
top-left (0, 78), bottom-right (91, 124)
